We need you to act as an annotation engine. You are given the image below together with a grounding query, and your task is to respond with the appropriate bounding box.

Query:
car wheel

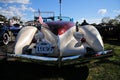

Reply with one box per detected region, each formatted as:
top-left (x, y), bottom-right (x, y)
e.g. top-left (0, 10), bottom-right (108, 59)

top-left (2, 33), bottom-right (10, 45)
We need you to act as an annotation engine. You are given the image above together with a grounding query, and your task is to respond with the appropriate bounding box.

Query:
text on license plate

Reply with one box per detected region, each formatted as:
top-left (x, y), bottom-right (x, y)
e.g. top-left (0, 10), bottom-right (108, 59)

top-left (36, 42), bottom-right (53, 54)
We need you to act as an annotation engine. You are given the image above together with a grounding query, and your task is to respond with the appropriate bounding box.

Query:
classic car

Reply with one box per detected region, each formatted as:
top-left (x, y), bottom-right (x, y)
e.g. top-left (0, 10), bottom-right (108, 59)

top-left (7, 15), bottom-right (113, 66)
top-left (10, 23), bottom-right (22, 37)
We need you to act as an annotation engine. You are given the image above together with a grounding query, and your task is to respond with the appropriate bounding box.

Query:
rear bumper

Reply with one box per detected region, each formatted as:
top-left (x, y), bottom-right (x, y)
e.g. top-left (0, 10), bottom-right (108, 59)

top-left (7, 50), bottom-right (113, 66)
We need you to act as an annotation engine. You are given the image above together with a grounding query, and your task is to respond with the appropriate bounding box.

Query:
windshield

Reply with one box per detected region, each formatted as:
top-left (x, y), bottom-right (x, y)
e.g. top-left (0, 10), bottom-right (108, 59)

top-left (43, 16), bottom-right (73, 22)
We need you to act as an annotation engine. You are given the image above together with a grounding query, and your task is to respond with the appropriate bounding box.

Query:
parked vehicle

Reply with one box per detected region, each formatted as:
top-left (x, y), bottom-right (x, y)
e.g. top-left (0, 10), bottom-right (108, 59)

top-left (0, 23), bottom-right (11, 45)
top-left (10, 23), bottom-right (22, 37)
top-left (7, 15), bottom-right (113, 66)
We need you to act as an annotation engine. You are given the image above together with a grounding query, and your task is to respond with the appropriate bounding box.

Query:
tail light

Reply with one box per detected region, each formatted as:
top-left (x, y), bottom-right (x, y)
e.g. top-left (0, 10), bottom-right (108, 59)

top-left (81, 37), bottom-right (86, 43)
top-left (58, 28), bottom-right (66, 35)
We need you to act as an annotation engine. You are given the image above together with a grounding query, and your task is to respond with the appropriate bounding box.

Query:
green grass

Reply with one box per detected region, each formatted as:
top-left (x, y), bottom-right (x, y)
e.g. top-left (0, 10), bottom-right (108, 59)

top-left (87, 40), bottom-right (120, 80)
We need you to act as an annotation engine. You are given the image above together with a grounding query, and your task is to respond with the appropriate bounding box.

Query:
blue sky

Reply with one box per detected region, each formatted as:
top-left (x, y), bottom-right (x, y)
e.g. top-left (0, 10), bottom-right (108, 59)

top-left (0, 0), bottom-right (120, 24)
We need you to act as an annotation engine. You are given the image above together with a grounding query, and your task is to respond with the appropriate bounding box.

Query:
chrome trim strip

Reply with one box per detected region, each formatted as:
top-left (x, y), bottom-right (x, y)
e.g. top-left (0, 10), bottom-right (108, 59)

top-left (8, 54), bottom-right (82, 61)
top-left (7, 50), bottom-right (112, 62)
top-left (8, 54), bottom-right (58, 61)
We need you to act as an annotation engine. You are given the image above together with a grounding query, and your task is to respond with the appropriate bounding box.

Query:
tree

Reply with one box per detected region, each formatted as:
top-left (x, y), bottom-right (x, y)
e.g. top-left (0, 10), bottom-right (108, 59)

top-left (115, 14), bottom-right (120, 21)
top-left (101, 17), bottom-right (110, 24)
top-left (108, 19), bottom-right (119, 26)
top-left (0, 14), bottom-right (7, 21)
top-left (101, 15), bottom-right (120, 26)
top-left (11, 16), bottom-right (20, 21)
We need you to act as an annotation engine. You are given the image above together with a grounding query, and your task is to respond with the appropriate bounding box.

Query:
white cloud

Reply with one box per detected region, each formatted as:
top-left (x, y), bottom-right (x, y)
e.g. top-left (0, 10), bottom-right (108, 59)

top-left (113, 9), bottom-right (120, 13)
top-left (0, 0), bottom-right (35, 21)
top-left (28, 7), bottom-right (36, 12)
top-left (0, 6), bottom-right (25, 18)
top-left (20, 5), bottom-right (36, 12)
top-left (98, 9), bottom-right (107, 15)
top-left (0, 0), bottom-right (30, 4)
top-left (88, 18), bottom-right (101, 24)
top-left (20, 5), bottom-right (28, 11)
top-left (0, 5), bottom-right (36, 21)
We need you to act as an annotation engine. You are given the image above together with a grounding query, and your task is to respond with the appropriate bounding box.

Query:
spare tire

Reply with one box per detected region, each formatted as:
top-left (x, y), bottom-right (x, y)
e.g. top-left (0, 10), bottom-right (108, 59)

top-left (2, 33), bottom-right (10, 45)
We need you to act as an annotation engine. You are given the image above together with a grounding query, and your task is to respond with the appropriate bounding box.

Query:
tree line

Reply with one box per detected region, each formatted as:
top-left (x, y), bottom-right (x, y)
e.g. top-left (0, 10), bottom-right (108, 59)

top-left (94, 14), bottom-right (120, 41)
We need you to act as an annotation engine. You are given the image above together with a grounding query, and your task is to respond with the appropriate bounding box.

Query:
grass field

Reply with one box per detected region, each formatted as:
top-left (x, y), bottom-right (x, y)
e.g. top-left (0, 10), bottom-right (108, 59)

top-left (87, 40), bottom-right (120, 80)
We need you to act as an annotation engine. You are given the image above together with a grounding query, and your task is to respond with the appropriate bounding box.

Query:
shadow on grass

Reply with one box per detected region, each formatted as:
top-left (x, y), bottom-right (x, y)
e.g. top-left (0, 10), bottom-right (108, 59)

top-left (0, 61), bottom-right (89, 80)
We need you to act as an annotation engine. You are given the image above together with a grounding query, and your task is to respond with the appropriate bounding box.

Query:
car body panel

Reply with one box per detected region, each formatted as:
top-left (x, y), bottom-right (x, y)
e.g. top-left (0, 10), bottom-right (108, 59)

top-left (14, 21), bottom-right (104, 57)
top-left (14, 26), bottom-right (37, 54)
top-left (10, 16), bottom-right (113, 66)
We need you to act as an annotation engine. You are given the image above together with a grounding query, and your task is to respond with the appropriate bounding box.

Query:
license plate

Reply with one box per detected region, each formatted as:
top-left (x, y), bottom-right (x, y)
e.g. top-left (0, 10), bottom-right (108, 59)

top-left (36, 42), bottom-right (53, 54)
